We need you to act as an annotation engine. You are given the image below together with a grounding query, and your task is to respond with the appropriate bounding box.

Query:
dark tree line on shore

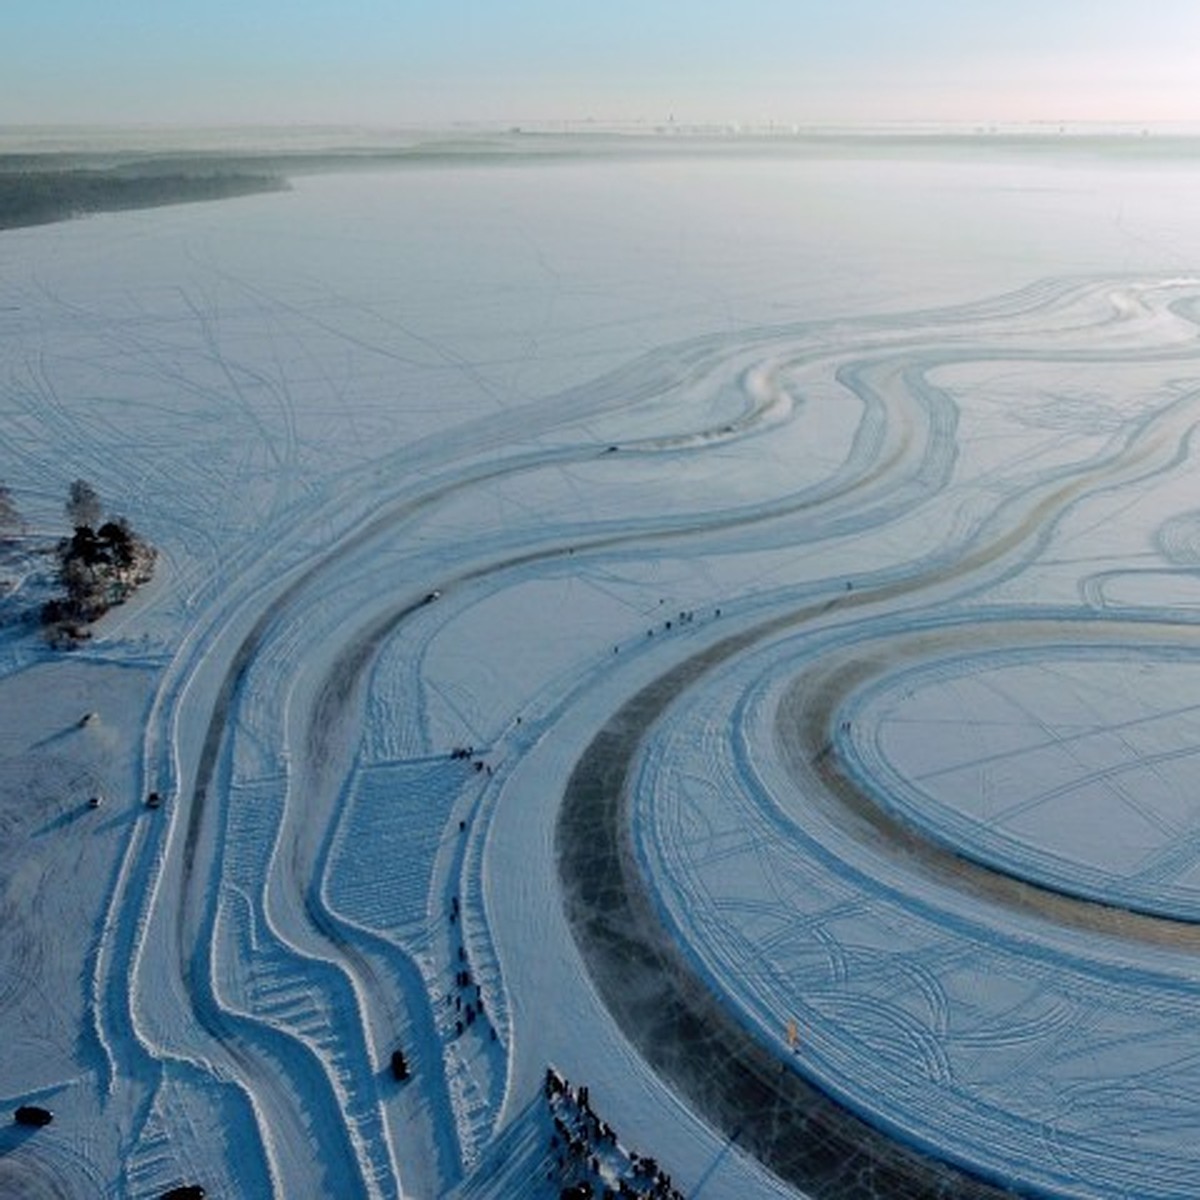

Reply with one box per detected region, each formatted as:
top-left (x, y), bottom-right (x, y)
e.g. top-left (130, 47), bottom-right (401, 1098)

top-left (0, 168), bottom-right (288, 231)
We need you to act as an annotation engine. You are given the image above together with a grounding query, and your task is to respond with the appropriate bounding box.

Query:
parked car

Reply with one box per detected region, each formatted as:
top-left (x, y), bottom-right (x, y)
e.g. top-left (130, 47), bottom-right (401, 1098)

top-left (14, 1105), bottom-right (53, 1127)
top-left (390, 1049), bottom-right (409, 1081)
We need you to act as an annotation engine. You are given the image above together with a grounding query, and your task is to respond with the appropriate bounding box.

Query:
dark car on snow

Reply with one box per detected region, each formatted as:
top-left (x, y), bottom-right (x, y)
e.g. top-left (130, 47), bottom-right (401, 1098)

top-left (14, 1105), bottom-right (53, 1127)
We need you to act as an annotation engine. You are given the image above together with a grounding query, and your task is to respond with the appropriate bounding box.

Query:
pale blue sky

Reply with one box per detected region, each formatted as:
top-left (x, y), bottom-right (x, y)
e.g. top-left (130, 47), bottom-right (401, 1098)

top-left (6, 1), bottom-right (1200, 127)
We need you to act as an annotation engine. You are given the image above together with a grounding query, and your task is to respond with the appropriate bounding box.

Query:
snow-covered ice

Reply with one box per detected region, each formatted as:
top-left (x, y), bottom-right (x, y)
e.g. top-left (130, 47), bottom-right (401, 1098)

top-left (5, 136), bottom-right (1200, 1197)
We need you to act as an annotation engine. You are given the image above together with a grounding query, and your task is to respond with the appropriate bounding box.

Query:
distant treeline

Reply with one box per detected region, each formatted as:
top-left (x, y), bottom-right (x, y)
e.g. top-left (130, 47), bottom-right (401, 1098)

top-left (6, 126), bottom-right (1199, 233)
top-left (0, 168), bottom-right (289, 230)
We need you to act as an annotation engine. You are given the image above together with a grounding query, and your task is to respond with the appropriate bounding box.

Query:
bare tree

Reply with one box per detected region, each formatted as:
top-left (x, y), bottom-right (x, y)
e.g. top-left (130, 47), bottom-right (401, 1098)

top-left (66, 478), bottom-right (102, 529)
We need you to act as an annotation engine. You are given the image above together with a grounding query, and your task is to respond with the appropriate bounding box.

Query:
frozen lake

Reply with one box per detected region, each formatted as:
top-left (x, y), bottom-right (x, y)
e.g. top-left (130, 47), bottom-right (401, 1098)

top-left (5, 134), bottom-right (1200, 1198)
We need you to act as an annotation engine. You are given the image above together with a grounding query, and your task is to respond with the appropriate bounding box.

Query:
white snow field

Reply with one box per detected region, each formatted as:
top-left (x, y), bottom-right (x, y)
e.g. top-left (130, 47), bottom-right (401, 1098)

top-left (6, 133), bottom-right (1200, 1199)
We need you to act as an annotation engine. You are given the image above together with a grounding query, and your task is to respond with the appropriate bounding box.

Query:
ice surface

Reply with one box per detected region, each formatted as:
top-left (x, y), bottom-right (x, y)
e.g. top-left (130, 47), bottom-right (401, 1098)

top-left (6, 139), bottom-right (1200, 1198)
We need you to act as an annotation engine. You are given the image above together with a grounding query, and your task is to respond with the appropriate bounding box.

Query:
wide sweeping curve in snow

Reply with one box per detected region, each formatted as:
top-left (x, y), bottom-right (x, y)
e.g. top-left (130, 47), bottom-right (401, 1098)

top-left (5, 147), bottom-right (1200, 1199)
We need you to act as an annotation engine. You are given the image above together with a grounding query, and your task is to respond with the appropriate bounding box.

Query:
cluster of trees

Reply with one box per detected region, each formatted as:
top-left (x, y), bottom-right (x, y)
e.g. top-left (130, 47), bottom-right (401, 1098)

top-left (39, 480), bottom-right (156, 643)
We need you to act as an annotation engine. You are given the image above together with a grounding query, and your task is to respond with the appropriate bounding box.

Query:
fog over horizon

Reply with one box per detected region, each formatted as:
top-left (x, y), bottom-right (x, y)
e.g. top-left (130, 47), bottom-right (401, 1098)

top-left (5, 1), bottom-right (1200, 130)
